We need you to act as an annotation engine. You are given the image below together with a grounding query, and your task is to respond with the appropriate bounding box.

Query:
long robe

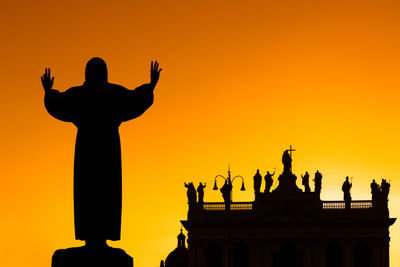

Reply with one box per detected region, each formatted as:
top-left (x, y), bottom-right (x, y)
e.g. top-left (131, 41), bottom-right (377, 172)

top-left (342, 181), bottom-right (352, 202)
top-left (45, 82), bottom-right (153, 240)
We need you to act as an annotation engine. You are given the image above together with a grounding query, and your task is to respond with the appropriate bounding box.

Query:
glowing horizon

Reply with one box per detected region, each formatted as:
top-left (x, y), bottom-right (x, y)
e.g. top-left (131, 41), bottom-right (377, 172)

top-left (0, 0), bottom-right (399, 266)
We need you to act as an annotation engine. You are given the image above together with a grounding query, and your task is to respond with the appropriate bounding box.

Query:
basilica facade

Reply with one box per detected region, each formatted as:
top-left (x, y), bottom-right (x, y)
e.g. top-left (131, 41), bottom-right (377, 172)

top-left (162, 151), bottom-right (395, 267)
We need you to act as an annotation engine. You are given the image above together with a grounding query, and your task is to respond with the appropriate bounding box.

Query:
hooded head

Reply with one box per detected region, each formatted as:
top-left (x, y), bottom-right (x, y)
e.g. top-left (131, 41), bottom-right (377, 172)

top-left (85, 57), bottom-right (108, 83)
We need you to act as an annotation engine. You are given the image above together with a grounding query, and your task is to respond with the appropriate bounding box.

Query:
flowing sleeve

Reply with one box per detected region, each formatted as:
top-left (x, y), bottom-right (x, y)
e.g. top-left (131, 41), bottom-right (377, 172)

top-left (117, 84), bottom-right (154, 122)
top-left (44, 88), bottom-right (76, 123)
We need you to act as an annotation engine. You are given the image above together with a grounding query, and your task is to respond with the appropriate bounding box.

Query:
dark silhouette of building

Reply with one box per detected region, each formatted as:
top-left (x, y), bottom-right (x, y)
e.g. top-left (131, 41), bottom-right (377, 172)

top-left (169, 149), bottom-right (395, 267)
top-left (161, 229), bottom-right (188, 267)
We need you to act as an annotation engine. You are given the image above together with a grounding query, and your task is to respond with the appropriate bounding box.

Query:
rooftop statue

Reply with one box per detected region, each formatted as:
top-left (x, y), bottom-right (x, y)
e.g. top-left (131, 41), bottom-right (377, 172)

top-left (342, 176), bottom-right (352, 209)
top-left (371, 179), bottom-right (379, 201)
top-left (301, 171), bottom-right (310, 193)
top-left (282, 150), bottom-right (292, 173)
top-left (185, 182), bottom-right (197, 205)
top-left (264, 170), bottom-right (275, 193)
top-left (371, 179), bottom-right (391, 202)
top-left (342, 176), bottom-right (352, 201)
top-left (253, 170), bottom-right (262, 193)
top-left (381, 179), bottom-right (390, 200)
top-left (197, 182), bottom-right (206, 204)
top-left (314, 170), bottom-right (322, 197)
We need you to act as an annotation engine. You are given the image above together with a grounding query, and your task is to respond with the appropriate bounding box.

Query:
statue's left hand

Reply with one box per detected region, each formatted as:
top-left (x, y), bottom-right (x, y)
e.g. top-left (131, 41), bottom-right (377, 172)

top-left (150, 61), bottom-right (162, 88)
top-left (41, 68), bottom-right (54, 92)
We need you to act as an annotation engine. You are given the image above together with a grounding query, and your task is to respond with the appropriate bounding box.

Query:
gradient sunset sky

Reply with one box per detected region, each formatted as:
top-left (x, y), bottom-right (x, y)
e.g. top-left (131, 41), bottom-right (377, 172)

top-left (1, 0), bottom-right (399, 266)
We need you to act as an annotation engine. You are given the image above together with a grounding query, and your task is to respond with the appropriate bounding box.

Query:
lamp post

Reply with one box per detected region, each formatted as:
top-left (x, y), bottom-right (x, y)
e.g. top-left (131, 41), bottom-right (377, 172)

top-left (212, 166), bottom-right (245, 267)
top-left (213, 166), bottom-right (245, 206)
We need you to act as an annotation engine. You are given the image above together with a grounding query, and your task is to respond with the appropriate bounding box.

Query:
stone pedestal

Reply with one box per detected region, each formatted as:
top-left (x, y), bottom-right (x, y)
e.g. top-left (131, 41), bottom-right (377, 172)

top-left (273, 171), bottom-right (302, 195)
top-left (52, 246), bottom-right (133, 267)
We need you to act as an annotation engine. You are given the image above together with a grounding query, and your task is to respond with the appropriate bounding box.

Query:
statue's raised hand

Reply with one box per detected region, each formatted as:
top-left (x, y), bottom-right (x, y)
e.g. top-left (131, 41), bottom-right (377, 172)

top-left (150, 61), bottom-right (162, 88)
top-left (41, 68), bottom-right (54, 92)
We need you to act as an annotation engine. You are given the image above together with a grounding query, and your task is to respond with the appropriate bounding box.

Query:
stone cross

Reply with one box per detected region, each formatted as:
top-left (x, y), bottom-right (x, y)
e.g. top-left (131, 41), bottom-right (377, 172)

top-left (288, 145), bottom-right (296, 157)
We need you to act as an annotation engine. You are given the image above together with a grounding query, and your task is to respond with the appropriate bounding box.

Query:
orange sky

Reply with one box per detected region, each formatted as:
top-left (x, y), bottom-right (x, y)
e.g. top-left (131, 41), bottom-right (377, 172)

top-left (1, 0), bottom-right (399, 266)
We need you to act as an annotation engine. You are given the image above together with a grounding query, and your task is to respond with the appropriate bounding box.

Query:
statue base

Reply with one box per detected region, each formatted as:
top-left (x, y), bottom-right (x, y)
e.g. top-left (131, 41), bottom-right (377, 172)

top-left (272, 171), bottom-right (302, 195)
top-left (52, 246), bottom-right (133, 267)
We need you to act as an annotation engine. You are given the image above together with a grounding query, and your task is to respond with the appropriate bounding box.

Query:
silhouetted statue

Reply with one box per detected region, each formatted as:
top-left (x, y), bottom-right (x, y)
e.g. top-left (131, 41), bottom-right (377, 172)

top-left (381, 179), bottom-right (390, 200)
top-left (371, 179), bottom-right (380, 201)
top-left (220, 180), bottom-right (232, 204)
top-left (282, 150), bottom-right (292, 173)
top-left (160, 260), bottom-right (165, 267)
top-left (185, 182), bottom-right (197, 205)
top-left (42, 58), bottom-right (162, 245)
top-left (314, 170), bottom-right (322, 195)
top-left (264, 170), bottom-right (275, 193)
top-left (253, 169), bottom-right (262, 193)
top-left (342, 176), bottom-right (352, 208)
top-left (301, 171), bottom-right (310, 193)
top-left (197, 182), bottom-right (206, 204)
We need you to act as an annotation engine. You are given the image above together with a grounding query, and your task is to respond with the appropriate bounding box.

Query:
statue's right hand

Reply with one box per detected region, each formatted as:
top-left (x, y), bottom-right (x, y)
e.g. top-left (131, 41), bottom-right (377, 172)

top-left (41, 68), bottom-right (54, 92)
top-left (150, 61), bottom-right (162, 87)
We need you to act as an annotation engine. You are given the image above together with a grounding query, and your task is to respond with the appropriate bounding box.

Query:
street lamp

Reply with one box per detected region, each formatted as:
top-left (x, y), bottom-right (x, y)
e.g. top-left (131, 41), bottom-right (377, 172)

top-left (213, 166), bottom-right (245, 203)
top-left (212, 166), bottom-right (245, 267)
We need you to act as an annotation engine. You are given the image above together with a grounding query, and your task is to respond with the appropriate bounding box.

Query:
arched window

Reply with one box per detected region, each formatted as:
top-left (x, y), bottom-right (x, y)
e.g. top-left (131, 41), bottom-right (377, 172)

top-left (233, 242), bottom-right (249, 267)
top-left (326, 242), bottom-right (343, 267)
top-left (353, 241), bottom-right (370, 267)
top-left (278, 241), bottom-right (297, 267)
top-left (207, 242), bottom-right (223, 267)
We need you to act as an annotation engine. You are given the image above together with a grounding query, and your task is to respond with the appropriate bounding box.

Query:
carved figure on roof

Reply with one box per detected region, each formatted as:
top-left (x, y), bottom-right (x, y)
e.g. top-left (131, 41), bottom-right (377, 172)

top-left (301, 171), bottom-right (310, 193)
top-left (282, 150), bottom-right (292, 173)
top-left (381, 179), bottom-right (390, 200)
top-left (342, 176), bottom-right (352, 208)
top-left (371, 179), bottom-right (380, 201)
top-left (314, 170), bottom-right (322, 195)
top-left (253, 170), bottom-right (262, 193)
top-left (184, 182), bottom-right (197, 205)
top-left (264, 170), bottom-right (275, 193)
top-left (197, 182), bottom-right (206, 204)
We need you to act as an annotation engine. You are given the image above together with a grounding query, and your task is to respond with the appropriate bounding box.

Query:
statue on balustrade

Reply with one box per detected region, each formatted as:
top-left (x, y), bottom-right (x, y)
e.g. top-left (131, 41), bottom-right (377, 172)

top-left (253, 170), bottom-right (262, 193)
top-left (282, 150), bottom-right (292, 173)
top-left (184, 182), bottom-right (197, 205)
top-left (371, 179), bottom-right (379, 201)
top-left (314, 170), bottom-right (322, 196)
top-left (301, 171), bottom-right (310, 193)
top-left (381, 179), bottom-right (390, 200)
top-left (197, 182), bottom-right (206, 204)
top-left (264, 170), bottom-right (275, 193)
top-left (342, 176), bottom-right (352, 206)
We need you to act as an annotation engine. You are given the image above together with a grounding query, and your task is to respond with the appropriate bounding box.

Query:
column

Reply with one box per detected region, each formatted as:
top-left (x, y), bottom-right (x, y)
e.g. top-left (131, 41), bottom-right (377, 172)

top-left (342, 241), bottom-right (352, 267)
